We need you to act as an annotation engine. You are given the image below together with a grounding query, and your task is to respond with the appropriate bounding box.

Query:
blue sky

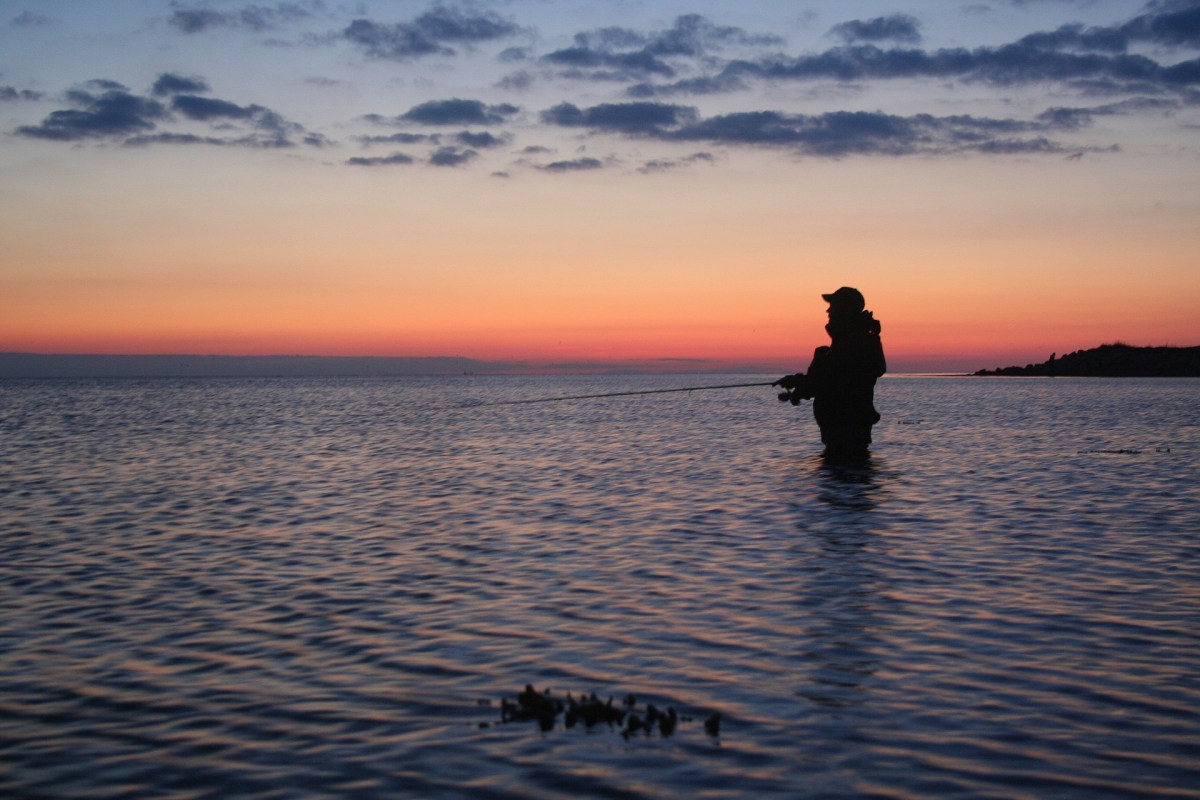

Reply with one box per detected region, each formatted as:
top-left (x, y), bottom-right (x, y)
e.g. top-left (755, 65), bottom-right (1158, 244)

top-left (6, 1), bottom-right (1194, 163)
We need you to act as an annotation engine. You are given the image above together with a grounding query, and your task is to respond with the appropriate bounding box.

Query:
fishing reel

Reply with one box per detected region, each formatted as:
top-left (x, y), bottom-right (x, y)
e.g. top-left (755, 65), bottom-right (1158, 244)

top-left (777, 389), bottom-right (806, 405)
top-left (773, 373), bottom-right (811, 405)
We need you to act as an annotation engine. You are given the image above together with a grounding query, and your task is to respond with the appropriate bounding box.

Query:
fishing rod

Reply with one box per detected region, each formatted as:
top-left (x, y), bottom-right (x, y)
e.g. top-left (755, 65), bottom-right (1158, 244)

top-left (477, 380), bottom-right (779, 407)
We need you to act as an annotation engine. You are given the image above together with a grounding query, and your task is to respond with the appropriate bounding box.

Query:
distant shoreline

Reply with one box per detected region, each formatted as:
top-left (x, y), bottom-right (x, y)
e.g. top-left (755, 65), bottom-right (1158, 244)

top-left (0, 353), bottom-right (503, 379)
top-left (974, 343), bottom-right (1200, 377)
top-left (0, 353), bottom-right (786, 379)
top-left (3, 345), bottom-right (1197, 379)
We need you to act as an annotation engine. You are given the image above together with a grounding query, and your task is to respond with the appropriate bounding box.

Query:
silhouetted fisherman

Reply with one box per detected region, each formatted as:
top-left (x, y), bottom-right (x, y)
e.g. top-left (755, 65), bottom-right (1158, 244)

top-left (774, 287), bottom-right (886, 458)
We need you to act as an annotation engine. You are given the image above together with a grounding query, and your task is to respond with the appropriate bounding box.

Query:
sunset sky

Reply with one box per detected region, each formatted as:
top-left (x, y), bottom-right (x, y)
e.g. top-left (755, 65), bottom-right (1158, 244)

top-left (1, 0), bottom-right (1197, 372)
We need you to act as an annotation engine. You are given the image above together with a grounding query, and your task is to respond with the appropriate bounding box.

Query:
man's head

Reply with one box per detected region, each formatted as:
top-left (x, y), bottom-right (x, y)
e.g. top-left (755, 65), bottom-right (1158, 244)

top-left (822, 286), bottom-right (865, 313)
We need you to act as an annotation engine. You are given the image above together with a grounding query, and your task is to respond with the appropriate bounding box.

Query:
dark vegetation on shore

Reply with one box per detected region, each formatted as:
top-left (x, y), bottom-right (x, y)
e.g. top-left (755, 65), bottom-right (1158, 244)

top-left (975, 343), bottom-right (1200, 377)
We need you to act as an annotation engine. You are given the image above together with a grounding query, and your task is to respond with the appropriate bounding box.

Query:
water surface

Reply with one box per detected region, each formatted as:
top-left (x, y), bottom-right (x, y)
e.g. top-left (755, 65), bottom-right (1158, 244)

top-left (2, 376), bottom-right (1198, 798)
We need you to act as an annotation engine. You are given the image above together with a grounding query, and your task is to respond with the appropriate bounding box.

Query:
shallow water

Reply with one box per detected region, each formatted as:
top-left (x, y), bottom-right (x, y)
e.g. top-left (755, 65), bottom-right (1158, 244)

top-left (1, 375), bottom-right (1198, 798)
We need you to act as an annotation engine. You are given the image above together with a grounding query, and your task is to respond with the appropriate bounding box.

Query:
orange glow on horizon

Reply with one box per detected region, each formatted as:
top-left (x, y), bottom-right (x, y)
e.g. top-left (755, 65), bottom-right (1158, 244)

top-left (3, 151), bottom-right (1196, 373)
top-left (4, 242), bottom-right (1197, 372)
top-left (3, 303), bottom-right (1195, 373)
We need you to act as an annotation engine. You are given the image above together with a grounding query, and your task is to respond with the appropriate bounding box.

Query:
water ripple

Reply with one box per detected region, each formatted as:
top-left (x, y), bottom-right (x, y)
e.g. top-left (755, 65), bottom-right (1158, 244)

top-left (2, 376), bottom-right (1198, 798)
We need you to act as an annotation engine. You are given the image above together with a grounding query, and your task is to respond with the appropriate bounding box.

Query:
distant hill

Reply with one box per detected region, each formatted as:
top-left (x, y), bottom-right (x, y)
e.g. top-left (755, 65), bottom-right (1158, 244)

top-left (975, 343), bottom-right (1200, 377)
top-left (0, 353), bottom-right (792, 378)
top-left (0, 353), bottom-right (506, 379)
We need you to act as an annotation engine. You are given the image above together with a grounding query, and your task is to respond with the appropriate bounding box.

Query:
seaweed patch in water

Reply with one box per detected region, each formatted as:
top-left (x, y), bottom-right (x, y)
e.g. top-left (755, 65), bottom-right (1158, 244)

top-left (484, 685), bottom-right (719, 740)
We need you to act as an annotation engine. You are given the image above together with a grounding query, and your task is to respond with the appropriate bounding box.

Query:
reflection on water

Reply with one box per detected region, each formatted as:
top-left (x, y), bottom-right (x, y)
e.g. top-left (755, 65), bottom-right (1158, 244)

top-left (791, 453), bottom-right (887, 719)
top-left (815, 452), bottom-right (882, 512)
top-left (1, 376), bottom-right (1198, 799)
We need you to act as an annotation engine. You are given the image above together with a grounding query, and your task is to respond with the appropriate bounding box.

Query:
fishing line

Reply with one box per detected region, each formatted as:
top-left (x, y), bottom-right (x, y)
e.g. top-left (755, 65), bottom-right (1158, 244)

top-left (475, 381), bottom-right (778, 407)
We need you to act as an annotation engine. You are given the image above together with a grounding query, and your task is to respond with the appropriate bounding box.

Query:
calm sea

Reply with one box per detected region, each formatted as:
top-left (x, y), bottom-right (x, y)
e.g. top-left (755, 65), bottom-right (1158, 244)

top-left (2, 376), bottom-right (1198, 799)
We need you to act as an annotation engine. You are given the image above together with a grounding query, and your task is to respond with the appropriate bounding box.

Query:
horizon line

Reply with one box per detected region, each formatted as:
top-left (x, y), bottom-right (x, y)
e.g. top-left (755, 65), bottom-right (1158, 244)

top-left (0, 351), bottom-right (978, 378)
top-left (5, 345), bottom-right (1193, 379)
